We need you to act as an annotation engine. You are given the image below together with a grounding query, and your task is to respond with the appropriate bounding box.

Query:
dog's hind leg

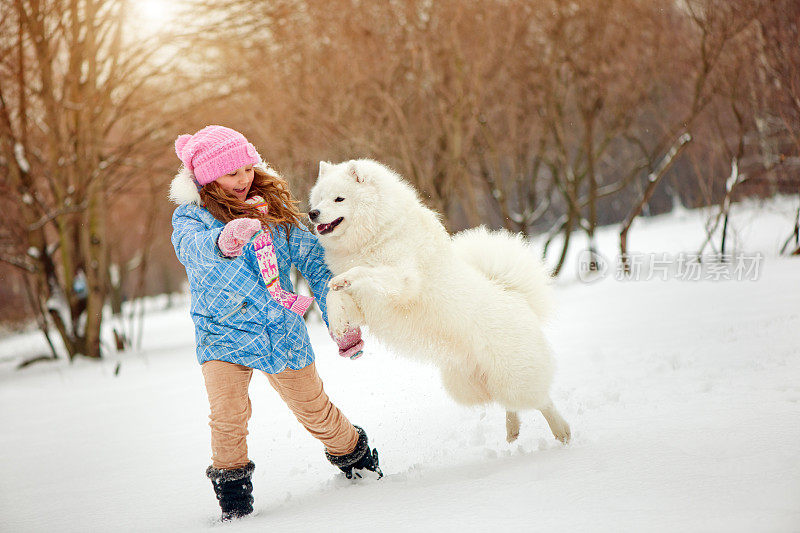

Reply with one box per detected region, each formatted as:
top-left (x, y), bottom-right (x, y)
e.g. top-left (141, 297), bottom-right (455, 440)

top-left (540, 400), bottom-right (571, 444)
top-left (505, 411), bottom-right (521, 443)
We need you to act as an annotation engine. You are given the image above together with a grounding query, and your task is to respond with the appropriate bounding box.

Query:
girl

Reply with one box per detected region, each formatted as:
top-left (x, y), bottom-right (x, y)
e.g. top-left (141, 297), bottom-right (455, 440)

top-left (169, 125), bottom-right (381, 521)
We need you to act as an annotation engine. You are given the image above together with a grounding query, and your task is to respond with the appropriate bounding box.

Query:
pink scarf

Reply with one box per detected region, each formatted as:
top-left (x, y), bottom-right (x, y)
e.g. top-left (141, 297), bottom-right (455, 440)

top-left (246, 196), bottom-right (314, 316)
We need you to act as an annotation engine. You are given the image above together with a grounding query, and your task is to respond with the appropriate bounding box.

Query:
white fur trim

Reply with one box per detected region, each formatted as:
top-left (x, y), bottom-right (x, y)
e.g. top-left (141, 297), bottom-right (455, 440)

top-left (168, 166), bottom-right (201, 205)
top-left (255, 161), bottom-right (280, 179)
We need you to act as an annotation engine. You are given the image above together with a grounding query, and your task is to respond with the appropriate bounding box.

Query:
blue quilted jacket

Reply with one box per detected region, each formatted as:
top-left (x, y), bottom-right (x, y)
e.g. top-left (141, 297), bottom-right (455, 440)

top-left (171, 203), bottom-right (331, 373)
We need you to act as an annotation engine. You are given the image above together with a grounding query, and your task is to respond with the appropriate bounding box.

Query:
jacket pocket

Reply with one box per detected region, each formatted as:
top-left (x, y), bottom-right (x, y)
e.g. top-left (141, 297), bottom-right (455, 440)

top-left (220, 299), bottom-right (247, 321)
top-left (204, 289), bottom-right (245, 322)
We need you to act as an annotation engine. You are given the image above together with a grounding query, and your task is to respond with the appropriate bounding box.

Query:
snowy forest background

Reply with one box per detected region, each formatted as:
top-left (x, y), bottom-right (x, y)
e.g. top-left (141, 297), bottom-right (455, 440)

top-left (1, 1), bottom-right (799, 531)
top-left (0, 0), bottom-right (798, 362)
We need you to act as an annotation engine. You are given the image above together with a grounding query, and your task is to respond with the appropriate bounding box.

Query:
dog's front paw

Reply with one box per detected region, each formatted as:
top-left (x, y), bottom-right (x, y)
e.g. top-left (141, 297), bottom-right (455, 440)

top-left (330, 266), bottom-right (369, 292)
top-left (328, 308), bottom-right (350, 338)
top-left (329, 274), bottom-right (351, 292)
top-left (326, 289), bottom-right (363, 338)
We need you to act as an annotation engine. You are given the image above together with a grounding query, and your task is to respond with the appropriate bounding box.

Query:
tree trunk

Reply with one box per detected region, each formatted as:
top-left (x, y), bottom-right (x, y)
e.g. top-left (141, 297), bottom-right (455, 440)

top-left (620, 133), bottom-right (692, 272)
top-left (552, 210), bottom-right (576, 278)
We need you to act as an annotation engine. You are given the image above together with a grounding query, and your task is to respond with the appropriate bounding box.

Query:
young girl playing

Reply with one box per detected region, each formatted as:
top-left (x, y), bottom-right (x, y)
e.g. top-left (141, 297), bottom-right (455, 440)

top-left (169, 125), bottom-right (381, 521)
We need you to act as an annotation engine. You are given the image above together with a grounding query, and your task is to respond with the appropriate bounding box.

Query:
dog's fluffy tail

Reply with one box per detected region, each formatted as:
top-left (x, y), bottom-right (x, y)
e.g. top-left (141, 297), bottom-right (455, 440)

top-left (451, 226), bottom-right (554, 322)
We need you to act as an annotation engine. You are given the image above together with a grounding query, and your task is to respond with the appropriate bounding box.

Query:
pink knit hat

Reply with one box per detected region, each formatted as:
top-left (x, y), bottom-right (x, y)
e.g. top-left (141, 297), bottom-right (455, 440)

top-left (174, 125), bottom-right (261, 186)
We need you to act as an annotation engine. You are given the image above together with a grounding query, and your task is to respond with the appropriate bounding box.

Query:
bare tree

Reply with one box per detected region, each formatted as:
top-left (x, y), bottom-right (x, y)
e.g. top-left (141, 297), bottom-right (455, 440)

top-left (618, 0), bottom-right (767, 271)
top-left (159, 0), bottom-right (795, 279)
top-left (0, 0), bottom-right (208, 360)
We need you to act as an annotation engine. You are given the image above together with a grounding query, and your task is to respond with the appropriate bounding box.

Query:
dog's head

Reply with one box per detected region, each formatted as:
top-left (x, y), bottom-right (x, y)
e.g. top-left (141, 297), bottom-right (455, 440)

top-left (309, 159), bottom-right (412, 249)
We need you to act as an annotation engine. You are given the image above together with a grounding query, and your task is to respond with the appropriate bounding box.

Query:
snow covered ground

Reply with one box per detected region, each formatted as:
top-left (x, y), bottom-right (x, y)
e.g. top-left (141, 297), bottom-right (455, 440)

top-left (1, 197), bottom-right (799, 532)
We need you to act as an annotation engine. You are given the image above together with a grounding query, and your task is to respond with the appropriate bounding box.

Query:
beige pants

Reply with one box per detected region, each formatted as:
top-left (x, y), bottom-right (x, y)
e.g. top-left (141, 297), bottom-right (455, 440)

top-left (201, 360), bottom-right (360, 469)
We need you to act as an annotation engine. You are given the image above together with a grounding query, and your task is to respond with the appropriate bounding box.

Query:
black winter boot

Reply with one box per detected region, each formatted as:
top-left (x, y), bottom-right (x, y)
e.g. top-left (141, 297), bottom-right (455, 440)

top-left (206, 461), bottom-right (255, 521)
top-left (325, 426), bottom-right (383, 479)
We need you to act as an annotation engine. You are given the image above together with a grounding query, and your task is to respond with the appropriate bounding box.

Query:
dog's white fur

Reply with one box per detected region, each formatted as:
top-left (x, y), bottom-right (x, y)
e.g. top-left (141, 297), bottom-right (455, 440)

top-left (309, 159), bottom-right (570, 443)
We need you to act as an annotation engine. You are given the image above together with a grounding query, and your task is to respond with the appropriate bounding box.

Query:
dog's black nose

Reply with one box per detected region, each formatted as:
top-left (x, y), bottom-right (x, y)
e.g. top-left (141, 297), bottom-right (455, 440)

top-left (308, 209), bottom-right (320, 221)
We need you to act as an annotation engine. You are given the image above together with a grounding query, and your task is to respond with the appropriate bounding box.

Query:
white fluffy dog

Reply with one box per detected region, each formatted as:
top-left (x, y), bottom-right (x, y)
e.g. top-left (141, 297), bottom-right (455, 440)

top-left (309, 159), bottom-right (570, 444)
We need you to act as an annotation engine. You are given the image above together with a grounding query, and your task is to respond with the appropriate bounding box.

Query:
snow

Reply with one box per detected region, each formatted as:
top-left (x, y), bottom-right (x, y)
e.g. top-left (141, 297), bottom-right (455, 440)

top-left (14, 142), bottom-right (31, 173)
top-left (1, 197), bottom-right (798, 532)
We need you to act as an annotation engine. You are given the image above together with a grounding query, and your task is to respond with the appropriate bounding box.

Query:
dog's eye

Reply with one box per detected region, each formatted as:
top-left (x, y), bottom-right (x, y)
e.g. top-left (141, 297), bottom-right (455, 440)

top-left (334, 197), bottom-right (345, 202)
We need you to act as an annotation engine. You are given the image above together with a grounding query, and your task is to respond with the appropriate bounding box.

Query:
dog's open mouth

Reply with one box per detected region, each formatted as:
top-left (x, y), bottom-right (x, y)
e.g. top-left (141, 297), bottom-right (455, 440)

top-left (316, 217), bottom-right (343, 235)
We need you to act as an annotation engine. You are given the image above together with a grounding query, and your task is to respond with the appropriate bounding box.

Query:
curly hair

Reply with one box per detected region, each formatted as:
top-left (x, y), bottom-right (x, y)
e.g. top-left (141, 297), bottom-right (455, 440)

top-left (199, 166), bottom-right (306, 237)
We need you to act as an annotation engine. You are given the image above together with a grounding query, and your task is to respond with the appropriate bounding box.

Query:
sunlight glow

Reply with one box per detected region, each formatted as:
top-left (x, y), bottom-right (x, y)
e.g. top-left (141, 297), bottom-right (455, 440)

top-left (131, 0), bottom-right (179, 34)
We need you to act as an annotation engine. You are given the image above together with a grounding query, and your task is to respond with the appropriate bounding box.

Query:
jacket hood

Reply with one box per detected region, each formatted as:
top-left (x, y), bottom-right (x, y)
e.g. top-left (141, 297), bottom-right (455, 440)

top-left (168, 162), bottom-right (281, 205)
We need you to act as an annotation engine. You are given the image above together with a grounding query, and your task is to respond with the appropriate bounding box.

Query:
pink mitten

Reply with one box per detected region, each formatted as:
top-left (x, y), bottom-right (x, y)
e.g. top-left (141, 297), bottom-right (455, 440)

top-left (332, 327), bottom-right (365, 360)
top-left (218, 218), bottom-right (262, 257)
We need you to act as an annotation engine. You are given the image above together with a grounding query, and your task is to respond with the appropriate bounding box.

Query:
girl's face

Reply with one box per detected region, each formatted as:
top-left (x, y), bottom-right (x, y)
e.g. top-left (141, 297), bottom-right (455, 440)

top-left (215, 165), bottom-right (255, 202)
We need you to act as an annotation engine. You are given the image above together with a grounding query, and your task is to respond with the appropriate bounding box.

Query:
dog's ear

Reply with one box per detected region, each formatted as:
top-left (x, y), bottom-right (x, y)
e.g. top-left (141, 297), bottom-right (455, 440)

top-left (318, 161), bottom-right (332, 177)
top-left (347, 160), bottom-right (365, 183)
